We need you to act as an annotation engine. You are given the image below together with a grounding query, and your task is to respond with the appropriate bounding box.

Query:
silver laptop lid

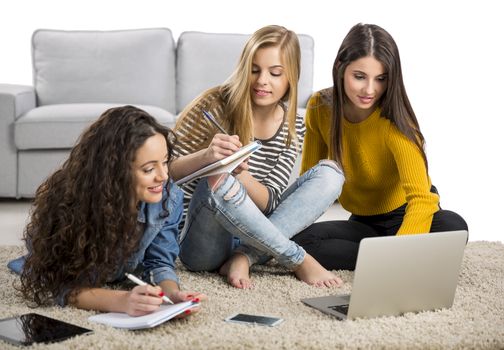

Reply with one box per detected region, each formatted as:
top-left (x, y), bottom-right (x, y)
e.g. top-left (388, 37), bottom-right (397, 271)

top-left (347, 230), bottom-right (468, 319)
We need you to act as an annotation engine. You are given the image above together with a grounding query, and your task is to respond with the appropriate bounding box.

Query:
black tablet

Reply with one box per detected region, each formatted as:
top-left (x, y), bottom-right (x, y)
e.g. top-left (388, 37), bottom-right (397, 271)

top-left (0, 313), bottom-right (93, 346)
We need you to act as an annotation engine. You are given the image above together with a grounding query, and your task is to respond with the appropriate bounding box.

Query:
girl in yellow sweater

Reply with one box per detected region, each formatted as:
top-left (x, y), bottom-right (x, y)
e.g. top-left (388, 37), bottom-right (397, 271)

top-left (292, 23), bottom-right (467, 270)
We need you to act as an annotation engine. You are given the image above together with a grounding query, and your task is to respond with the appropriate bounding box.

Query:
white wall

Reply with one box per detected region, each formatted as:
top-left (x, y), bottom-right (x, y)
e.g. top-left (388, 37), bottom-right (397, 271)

top-left (2, 0), bottom-right (502, 242)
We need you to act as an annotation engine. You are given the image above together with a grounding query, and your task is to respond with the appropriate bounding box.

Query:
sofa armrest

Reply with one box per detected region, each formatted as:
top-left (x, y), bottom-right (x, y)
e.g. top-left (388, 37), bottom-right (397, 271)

top-left (0, 84), bottom-right (36, 197)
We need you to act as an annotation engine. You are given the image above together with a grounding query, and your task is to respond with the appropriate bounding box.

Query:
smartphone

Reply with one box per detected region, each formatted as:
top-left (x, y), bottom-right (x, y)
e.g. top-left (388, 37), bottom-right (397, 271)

top-left (0, 313), bottom-right (93, 346)
top-left (224, 313), bottom-right (284, 327)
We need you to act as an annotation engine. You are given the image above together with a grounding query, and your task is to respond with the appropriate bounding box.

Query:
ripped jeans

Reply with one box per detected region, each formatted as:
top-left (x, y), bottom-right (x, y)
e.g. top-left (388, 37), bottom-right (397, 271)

top-left (178, 160), bottom-right (345, 271)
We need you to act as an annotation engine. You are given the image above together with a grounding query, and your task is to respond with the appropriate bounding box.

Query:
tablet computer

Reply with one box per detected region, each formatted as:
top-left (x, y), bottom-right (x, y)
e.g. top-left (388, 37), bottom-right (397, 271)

top-left (0, 313), bottom-right (93, 346)
top-left (175, 140), bottom-right (262, 185)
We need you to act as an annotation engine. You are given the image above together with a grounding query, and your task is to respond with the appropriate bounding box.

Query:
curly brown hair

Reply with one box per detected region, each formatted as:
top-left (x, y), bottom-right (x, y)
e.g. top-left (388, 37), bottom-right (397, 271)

top-left (19, 105), bottom-right (176, 306)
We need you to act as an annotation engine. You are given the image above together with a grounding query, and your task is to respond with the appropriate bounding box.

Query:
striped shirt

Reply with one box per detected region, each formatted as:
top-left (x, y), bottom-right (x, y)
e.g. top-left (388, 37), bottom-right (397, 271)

top-left (173, 90), bottom-right (305, 222)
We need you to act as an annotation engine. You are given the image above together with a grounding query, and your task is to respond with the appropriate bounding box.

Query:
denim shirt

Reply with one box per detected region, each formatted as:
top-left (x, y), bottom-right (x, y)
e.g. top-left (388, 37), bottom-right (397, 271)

top-left (7, 181), bottom-right (184, 306)
top-left (117, 181), bottom-right (183, 286)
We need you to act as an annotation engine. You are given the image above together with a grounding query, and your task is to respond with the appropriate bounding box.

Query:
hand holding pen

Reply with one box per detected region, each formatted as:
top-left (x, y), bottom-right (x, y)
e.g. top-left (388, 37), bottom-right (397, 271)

top-left (124, 273), bottom-right (207, 317)
top-left (202, 110), bottom-right (242, 158)
top-left (201, 110), bottom-right (249, 186)
top-left (125, 273), bottom-right (174, 304)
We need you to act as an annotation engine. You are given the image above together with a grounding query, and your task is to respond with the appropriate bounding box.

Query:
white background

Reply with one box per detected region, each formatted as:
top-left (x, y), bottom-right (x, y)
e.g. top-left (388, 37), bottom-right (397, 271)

top-left (1, 0), bottom-right (502, 242)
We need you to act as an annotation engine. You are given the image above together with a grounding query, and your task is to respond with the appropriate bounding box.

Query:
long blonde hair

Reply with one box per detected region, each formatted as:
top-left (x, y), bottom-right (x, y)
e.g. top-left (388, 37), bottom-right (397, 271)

top-left (177, 25), bottom-right (301, 147)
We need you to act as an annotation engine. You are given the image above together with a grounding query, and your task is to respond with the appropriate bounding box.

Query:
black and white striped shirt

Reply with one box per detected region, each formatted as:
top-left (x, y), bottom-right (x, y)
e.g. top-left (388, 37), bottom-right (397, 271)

top-left (173, 91), bottom-right (305, 222)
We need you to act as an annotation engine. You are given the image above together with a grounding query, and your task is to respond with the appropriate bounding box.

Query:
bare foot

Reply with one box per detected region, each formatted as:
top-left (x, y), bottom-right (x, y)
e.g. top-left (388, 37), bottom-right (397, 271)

top-left (294, 254), bottom-right (342, 287)
top-left (218, 253), bottom-right (253, 289)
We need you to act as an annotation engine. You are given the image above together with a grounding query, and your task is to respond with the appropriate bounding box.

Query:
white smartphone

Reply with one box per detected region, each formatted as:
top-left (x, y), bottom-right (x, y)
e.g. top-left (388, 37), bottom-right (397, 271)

top-left (224, 313), bottom-right (284, 327)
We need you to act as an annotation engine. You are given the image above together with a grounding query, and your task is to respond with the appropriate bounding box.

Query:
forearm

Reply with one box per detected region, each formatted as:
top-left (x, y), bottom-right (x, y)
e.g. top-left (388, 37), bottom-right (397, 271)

top-left (72, 288), bottom-right (129, 313)
top-left (235, 171), bottom-right (269, 212)
top-left (170, 149), bottom-right (210, 180)
top-left (397, 193), bottom-right (439, 235)
top-left (302, 93), bottom-right (330, 175)
top-left (171, 134), bottom-right (242, 181)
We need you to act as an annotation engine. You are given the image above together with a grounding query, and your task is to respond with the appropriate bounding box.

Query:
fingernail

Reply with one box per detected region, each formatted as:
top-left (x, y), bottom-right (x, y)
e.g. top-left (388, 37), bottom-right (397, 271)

top-left (187, 294), bottom-right (194, 298)
top-left (159, 292), bottom-right (165, 297)
top-left (193, 298), bottom-right (200, 303)
top-left (184, 309), bottom-right (191, 315)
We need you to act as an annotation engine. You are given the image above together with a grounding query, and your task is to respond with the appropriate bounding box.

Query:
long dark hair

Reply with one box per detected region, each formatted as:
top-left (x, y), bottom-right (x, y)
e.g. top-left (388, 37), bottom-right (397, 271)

top-left (330, 23), bottom-right (427, 168)
top-left (20, 105), bottom-right (176, 306)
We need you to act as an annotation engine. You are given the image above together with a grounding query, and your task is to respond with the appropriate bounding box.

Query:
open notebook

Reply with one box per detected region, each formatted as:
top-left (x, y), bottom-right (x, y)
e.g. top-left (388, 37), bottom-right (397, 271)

top-left (88, 300), bottom-right (199, 330)
top-left (175, 141), bottom-right (262, 185)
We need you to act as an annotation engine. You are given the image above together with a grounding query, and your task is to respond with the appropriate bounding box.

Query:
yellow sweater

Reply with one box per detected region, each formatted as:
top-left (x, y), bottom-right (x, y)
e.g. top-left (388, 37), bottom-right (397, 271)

top-left (301, 90), bottom-right (439, 235)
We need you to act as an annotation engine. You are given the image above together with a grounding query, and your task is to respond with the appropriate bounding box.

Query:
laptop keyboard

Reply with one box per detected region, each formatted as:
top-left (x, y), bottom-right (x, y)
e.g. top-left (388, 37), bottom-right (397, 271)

top-left (328, 304), bottom-right (349, 315)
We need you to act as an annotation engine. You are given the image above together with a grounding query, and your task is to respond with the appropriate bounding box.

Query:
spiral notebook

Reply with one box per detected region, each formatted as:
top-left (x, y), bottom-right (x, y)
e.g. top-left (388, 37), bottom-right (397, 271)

top-left (88, 300), bottom-right (199, 330)
top-left (175, 141), bottom-right (262, 185)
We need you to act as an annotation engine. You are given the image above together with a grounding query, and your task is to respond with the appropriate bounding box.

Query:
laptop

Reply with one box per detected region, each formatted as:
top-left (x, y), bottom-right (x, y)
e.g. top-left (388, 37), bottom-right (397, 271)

top-left (301, 230), bottom-right (468, 320)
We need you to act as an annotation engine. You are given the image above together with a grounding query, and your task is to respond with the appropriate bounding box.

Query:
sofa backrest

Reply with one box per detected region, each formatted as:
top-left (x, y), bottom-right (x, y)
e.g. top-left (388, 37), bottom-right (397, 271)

top-left (32, 28), bottom-right (177, 113)
top-left (176, 31), bottom-right (314, 114)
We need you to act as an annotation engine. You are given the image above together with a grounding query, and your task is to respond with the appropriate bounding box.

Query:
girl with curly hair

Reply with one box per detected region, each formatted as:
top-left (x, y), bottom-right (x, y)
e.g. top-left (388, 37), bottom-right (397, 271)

top-left (8, 105), bottom-right (205, 316)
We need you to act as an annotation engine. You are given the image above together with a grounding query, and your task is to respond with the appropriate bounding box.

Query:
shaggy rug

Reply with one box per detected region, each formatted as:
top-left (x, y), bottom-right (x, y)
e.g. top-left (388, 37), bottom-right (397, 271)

top-left (0, 242), bottom-right (503, 349)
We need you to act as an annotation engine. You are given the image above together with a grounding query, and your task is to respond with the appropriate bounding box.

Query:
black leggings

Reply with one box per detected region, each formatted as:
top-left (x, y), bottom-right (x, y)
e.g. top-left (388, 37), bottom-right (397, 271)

top-left (292, 204), bottom-right (468, 271)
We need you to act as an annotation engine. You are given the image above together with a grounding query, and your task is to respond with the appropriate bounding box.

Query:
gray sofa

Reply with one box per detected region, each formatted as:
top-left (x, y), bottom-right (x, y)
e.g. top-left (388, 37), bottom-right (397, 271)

top-left (0, 28), bottom-right (314, 198)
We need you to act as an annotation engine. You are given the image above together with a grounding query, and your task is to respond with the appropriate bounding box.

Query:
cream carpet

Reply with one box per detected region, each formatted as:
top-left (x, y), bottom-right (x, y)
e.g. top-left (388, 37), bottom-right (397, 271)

top-left (1, 242), bottom-right (503, 350)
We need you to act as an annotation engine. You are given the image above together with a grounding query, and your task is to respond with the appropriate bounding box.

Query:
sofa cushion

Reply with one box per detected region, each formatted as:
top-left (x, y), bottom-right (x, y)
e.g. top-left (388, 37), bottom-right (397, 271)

top-left (176, 31), bottom-right (314, 114)
top-left (32, 28), bottom-right (177, 114)
top-left (15, 104), bottom-right (176, 150)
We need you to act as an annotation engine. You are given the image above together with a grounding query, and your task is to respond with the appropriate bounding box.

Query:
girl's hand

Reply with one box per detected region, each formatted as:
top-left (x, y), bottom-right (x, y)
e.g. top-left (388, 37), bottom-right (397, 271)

top-left (124, 285), bottom-right (164, 317)
top-left (232, 159), bottom-right (249, 175)
top-left (204, 134), bottom-right (242, 162)
top-left (168, 290), bottom-right (208, 318)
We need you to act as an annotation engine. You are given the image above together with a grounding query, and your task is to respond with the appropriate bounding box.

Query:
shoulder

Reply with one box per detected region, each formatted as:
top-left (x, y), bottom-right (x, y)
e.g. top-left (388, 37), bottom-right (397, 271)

top-left (307, 87), bottom-right (333, 108)
top-left (305, 88), bottom-right (332, 130)
top-left (167, 181), bottom-right (183, 205)
top-left (375, 109), bottom-right (402, 138)
top-left (179, 88), bottom-right (225, 120)
top-left (194, 88), bottom-right (226, 111)
top-left (382, 117), bottom-right (416, 151)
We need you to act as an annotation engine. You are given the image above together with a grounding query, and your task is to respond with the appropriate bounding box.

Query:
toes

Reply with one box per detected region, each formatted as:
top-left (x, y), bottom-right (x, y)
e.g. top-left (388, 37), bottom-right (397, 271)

top-left (228, 277), bottom-right (252, 289)
top-left (241, 278), bottom-right (253, 289)
top-left (242, 280), bottom-right (251, 289)
top-left (230, 278), bottom-right (244, 289)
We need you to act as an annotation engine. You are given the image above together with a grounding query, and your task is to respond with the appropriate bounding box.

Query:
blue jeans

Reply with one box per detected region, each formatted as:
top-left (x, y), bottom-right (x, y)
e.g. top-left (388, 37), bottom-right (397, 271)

top-left (179, 160), bottom-right (345, 271)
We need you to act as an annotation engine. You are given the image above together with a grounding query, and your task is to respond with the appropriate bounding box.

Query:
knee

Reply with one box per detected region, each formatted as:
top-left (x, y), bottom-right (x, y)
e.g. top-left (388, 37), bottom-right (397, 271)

top-left (292, 223), bottom-right (324, 245)
top-left (312, 160), bottom-right (345, 193)
top-left (179, 252), bottom-right (221, 272)
top-left (446, 211), bottom-right (468, 231)
top-left (223, 179), bottom-right (241, 201)
top-left (433, 210), bottom-right (469, 233)
top-left (318, 159), bottom-right (342, 172)
top-left (210, 174), bottom-right (247, 206)
top-left (178, 249), bottom-right (198, 271)
top-left (318, 160), bottom-right (344, 180)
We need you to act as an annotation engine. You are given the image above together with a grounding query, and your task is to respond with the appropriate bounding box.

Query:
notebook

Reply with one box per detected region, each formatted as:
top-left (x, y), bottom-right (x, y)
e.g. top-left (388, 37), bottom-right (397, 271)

top-left (175, 141), bottom-right (262, 185)
top-left (88, 300), bottom-right (199, 330)
top-left (301, 230), bottom-right (468, 320)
